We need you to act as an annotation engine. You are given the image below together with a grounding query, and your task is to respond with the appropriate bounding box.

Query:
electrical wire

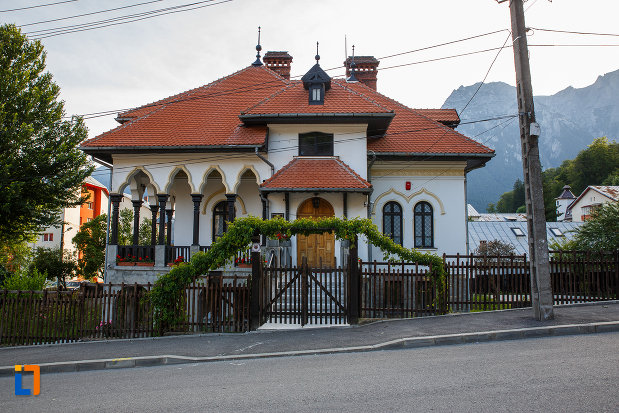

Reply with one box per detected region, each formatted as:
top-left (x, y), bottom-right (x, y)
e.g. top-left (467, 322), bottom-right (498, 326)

top-left (20, 0), bottom-right (166, 27)
top-left (528, 27), bottom-right (619, 37)
top-left (0, 0), bottom-right (78, 13)
top-left (26, 0), bottom-right (218, 35)
top-left (28, 0), bottom-right (233, 39)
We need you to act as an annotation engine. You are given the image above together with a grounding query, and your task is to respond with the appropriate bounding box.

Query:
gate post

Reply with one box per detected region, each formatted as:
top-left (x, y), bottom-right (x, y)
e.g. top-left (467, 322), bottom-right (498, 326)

top-left (348, 236), bottom-right (360, 324)
top-left (249, 230), bottom-right (262, 331)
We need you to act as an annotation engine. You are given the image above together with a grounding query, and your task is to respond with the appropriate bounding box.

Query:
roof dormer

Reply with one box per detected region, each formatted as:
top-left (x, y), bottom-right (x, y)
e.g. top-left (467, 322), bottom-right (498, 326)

top-left (301, 44), bottom-right (331, 105)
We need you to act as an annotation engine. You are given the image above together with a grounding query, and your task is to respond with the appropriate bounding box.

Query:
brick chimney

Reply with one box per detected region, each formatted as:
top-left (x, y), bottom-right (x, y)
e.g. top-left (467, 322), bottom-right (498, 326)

top-left (344, 56), bottom-right (379, 90)
top-left (264, 51), bottom-right (293, 80)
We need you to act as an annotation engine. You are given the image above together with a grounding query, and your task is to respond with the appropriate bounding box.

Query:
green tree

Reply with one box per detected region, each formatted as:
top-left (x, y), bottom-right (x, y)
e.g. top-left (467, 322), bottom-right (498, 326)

top-left (139, 217), bottom-right (153, 246)
top-left (0, 24), bottom-right (93, 246)
top-left (28, 247), bottom-right (76, 289)
top-left (567, 137), bottom-right (619, 194)
top-left (571, 202), bottom-right (619, 251)
top-left (490, 137), bottom-right (618, 220)
top-left (73, 214), bottom-right (107, 280)
top-left (118, 209), bottom-right (133, 245)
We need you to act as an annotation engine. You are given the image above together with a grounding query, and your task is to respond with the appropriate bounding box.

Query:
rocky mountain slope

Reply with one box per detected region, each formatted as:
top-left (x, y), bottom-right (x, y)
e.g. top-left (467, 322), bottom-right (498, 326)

top-left (443, 68), bottom-right (619, 211)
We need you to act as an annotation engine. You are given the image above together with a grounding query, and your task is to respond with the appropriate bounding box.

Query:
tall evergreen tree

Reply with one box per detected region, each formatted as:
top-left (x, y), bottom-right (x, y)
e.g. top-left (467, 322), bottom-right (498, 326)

top-left (0, 24), bottom-right (93, 246)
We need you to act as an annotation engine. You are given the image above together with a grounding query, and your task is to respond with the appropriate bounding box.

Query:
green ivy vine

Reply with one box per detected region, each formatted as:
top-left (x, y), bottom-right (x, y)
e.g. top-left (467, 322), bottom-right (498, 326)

top-left (149, 216), bottom-right (446, 331)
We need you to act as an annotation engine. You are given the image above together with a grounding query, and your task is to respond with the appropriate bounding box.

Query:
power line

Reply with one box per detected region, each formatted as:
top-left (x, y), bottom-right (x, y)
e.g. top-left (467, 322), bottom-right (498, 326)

top-left (68, 44), bottom-right (521, 121)
top-left (460, 32), bottom-right (512, 114)
top-left (20, 0), bottom-right (166, 27)
top-left (27, 0), bottom-right (232, 39)
top-left (528, 27), bottom-right (619, 37)
top-left (0, 0), bottom-right (78, 13)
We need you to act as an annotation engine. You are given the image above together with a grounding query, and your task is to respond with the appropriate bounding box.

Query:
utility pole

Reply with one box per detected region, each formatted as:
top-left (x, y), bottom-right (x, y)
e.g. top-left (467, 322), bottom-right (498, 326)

top-left (498, 0), bottom-right (554, 320)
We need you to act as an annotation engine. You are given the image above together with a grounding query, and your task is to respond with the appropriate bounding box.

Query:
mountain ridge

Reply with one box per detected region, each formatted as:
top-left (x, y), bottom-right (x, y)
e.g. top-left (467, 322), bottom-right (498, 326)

top-left (443, 68), bottom-right (619, 211)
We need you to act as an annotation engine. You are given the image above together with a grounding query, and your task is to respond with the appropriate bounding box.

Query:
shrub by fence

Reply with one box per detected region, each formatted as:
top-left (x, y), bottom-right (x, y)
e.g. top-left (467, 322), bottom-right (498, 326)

top-left (0, 276), bottom-right (249, 346)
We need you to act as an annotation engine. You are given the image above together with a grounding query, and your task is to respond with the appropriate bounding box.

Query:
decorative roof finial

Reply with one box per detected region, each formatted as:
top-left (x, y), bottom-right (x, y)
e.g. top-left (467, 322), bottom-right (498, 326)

top-left (315, 41), bottom-right (320, 64)
top-left (252, 26), bottom-right (263, 66)
top-left (347, 44), bottom-right (358, 82)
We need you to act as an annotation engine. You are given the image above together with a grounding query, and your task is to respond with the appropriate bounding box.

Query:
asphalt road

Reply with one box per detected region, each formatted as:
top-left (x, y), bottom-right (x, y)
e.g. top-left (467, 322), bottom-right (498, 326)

top-left (2, 332), bottom-right (618, 412)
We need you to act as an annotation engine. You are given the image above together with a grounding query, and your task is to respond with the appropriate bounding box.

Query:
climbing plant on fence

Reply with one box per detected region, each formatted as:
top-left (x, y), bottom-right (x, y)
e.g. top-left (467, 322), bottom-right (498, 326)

top-left (149, 216), bottom-right (446, 331)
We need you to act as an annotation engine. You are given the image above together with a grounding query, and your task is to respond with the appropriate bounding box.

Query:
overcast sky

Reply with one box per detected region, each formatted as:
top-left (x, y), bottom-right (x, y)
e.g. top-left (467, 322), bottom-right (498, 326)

top-left (3, 0), bottom-right (619, 139)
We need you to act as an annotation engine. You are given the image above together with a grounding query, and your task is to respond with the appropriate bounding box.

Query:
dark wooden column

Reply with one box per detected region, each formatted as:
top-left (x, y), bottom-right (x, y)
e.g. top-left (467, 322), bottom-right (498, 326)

top-left (191, 194), bottom-right (203, 246)
top-left (157, 194), bottom-right (169, 245)
top-left (226, 194), bottom-right (237, 222)
top-left (132, 200), bottom-right (142, 246)
top-left (149, 204), bottom-right (159, 246)
top-left (109, 194), bottom-right (123, 245)
top-left (343, 192), bottom-right (348, 219)
top-left (166, 209), bottom-right (173, 246)
top-left (284, 192), bottom-right (290, 221)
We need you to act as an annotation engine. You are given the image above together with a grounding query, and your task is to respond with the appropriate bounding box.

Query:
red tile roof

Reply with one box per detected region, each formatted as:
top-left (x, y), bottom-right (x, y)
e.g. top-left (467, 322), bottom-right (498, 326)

top-left (243, 80), bottom-right (392, 115)
top-left (414, 109), bottom-right (460, 125)
top-left (341, 81), bottom-right (492, 155)
top-left (260, 157), bottom-right (372, 192)
top-left (81, 64), bottom-right (493, 159)
top-left (81, 66), bottom-right (287, 149)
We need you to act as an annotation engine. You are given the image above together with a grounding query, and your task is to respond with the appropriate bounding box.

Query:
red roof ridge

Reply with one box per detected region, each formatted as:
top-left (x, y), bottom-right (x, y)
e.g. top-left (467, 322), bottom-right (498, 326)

top-left (333, 157), bottom-right (372, 188)
top-left (330, 79), bottom-right (394, 113)
top-left (241, 81), bottom-right (296, 114)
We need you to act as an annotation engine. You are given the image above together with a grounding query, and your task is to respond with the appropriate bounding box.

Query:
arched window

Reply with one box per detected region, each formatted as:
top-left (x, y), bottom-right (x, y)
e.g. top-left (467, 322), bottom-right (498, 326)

top-left (414, 202), bottom-right (433, 248)
top-left (212, 201), bottom-right (230, 241)
top-left (383, 201), bottom-right (403, 245)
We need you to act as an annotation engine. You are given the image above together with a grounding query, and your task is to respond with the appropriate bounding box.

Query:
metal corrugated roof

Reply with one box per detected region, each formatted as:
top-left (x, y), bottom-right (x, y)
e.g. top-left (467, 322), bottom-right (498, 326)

top-left (468, 221), bottom-right (583, 255)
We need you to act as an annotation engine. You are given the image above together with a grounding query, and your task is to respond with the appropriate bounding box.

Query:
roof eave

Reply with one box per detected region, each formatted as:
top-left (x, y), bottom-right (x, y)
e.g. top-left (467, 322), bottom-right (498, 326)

top-left (260, 187), bottom-right (372, 193)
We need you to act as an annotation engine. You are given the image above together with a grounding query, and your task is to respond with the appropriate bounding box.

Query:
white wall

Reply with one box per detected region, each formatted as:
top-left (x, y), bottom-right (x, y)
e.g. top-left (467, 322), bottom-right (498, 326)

top-left (267, 124), bottom-right (368, 178)
top-left (368, 161), bottom-right (468, 256)
top-left (569, 190), bottom-right (615, 222)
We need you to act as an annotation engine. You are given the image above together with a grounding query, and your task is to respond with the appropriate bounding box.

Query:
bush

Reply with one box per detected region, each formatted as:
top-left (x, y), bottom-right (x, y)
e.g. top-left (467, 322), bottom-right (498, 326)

top-left (2, 267), bottom-right (47, 290)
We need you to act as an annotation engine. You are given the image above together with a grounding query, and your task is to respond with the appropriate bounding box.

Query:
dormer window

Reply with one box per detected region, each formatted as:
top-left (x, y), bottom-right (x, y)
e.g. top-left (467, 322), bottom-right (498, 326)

top-left (301, 56), bottom-right (331, 106)
top-left (310, 84), bottom-right (324, 105)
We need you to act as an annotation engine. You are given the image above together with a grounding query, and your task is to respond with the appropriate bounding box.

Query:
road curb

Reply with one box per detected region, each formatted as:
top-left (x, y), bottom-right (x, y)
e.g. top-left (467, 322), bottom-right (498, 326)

top-left (1, 320), bottom-right (618, 377)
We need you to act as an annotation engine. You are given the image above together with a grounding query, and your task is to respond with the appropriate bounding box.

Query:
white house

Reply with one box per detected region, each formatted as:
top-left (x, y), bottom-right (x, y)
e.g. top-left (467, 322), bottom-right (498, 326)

top-left (567, 186), bottom-right (619, 222)
top-left (555, 185), bottom-right (576, 222)
top-left (80, 47), bottom-right (494, 283)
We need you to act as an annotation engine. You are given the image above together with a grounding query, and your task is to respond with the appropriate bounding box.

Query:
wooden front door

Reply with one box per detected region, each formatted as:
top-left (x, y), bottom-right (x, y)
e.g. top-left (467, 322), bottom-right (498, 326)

top-left (296, 198), bottom-right (335, 267)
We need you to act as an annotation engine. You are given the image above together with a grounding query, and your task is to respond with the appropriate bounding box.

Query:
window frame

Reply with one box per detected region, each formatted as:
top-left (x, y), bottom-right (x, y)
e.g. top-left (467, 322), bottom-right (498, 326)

top-left (382, 201), bottom-right (403, 245)
top-left (414, 201), bottom-right (434, 248)
top-left (212, 201), bottom-right (229, 241)
top-left (298, 132), bottom-right (334, 157)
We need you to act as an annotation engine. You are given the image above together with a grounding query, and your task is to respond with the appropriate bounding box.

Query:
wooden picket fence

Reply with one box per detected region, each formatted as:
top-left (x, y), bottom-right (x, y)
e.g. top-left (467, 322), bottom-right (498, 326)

top-left (0, 276), bottom-right (249, 346)
top-left (1, 250), bottom-right (616, 346)
top-left (360, 250), bottom-right (618, 317)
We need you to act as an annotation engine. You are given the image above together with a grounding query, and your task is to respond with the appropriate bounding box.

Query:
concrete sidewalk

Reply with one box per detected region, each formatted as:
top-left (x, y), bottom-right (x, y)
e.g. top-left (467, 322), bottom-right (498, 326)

top-left (1, 301), bottom-right (618, 376)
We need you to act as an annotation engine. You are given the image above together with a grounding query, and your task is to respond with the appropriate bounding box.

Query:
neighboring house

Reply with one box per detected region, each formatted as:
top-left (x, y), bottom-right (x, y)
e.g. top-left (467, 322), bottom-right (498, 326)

top-left (30, 176), bottom-right (109, 257)
top-left (80, 46), bottom-right (494, 283)
top-left (467, 204), bottom-right (527, 222)
top-left (566, 186), bottom-right (619, 222)
top-left (555, 185), bottom-right (576, 222)
top-left (468, 221), bottom-right (582, 255)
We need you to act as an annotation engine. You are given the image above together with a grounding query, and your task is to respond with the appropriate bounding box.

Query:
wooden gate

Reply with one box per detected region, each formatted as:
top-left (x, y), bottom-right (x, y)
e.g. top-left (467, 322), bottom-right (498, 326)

top-left (260, 257), bottom-right (349, 326)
